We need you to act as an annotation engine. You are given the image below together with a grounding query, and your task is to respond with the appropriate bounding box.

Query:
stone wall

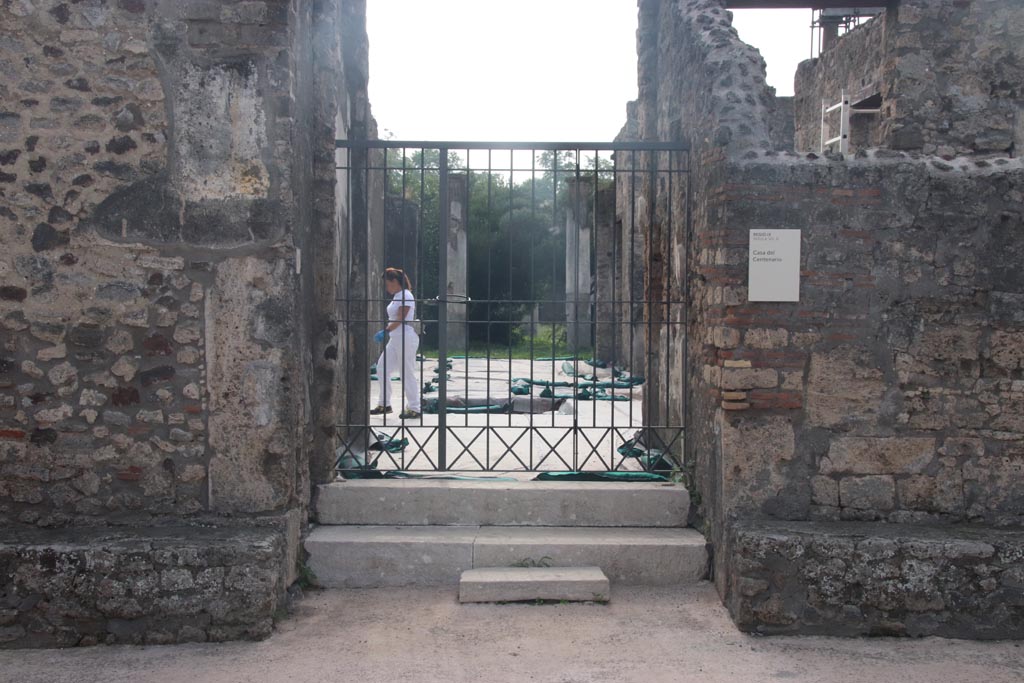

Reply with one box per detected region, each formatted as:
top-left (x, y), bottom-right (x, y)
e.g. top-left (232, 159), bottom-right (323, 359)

top-left (0, 524), bottom-right (287, 647)
top-left (623, 0), bottom-right (783, 500)
top-left (699, 152), bottom-right (1024, 530)
top-left (629, 0), bottom-right (1024, 637)
top-left (795, 0), bottom-right (1024, 156)
top-left (1, 0), bottom-right (368, 646)
top-left (726, 520), bottom-right (1024, 639)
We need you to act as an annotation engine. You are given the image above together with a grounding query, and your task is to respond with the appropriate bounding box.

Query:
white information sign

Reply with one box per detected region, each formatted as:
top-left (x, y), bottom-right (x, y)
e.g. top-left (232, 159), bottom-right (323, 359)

top-left (748, 229), bottom-right (801, 302)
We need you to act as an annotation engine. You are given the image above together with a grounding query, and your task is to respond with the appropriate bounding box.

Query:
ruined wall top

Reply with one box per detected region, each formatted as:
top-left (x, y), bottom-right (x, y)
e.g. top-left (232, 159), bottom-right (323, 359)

top-left (634, 0), bottom-right (783, 154)
top-left (796, 0), bottom-right (1024, 156)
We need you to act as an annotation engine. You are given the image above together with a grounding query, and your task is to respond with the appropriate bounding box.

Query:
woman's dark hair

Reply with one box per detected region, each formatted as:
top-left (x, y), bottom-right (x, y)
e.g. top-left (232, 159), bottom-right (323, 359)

top-left (383, 267), bottom-right (412, 290)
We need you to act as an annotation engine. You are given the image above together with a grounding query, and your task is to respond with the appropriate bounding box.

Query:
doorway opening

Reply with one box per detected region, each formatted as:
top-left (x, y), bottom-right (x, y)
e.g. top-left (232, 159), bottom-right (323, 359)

top-left (334, 140), bottom-right (690, 476)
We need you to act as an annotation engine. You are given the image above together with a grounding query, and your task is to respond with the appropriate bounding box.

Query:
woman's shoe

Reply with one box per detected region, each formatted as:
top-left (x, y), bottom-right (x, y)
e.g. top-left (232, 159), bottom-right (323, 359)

top-left (370, 405), bottom-right (392, 415)
top-left (399, 409), bottom-right (421, 419)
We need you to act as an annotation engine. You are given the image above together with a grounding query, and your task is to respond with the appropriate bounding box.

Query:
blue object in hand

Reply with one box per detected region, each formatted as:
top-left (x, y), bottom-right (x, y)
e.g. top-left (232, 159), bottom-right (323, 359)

top-left (374, 329), bottom-right (387, 344)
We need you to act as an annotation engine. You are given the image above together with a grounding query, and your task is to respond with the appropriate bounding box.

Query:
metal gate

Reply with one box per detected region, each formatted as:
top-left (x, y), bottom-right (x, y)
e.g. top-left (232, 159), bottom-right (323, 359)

top-left (335, 140), bottom-right (690, 474)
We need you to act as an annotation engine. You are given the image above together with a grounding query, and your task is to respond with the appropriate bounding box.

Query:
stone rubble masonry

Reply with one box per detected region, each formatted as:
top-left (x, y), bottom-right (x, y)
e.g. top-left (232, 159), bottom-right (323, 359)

top-left (694, 152), bottom-right (1024, 529)
top-left (726, 521), bottom-right (1024, 639)
top-left (0, 525), bottom-right (286, 648)
top-left (0, 0), bottom-right (368, 647)
top-left (629, 0), bottom-right (1024, 637)
top-left (795, 0), bottom-right (1024, 156)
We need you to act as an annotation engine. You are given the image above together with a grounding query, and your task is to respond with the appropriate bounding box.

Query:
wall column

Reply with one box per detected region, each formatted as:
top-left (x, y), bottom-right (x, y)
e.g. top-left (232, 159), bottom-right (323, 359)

top-left (446, 173), bottom-right (468, 352)
top-left (565, 177), bottom-right (594, 352)
top-left (594, 184), bottom-right (616, 362)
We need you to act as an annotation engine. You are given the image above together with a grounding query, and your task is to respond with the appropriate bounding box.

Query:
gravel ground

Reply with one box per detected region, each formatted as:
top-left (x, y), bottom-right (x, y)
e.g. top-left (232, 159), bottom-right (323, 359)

top-left (2, 582), bottom-right (1021, 683)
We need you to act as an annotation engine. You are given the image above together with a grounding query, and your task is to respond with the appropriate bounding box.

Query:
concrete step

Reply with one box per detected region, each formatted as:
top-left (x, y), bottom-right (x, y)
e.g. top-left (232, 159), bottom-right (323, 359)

top-left (458, 566), bottom-right (610, 603)
top-left (314, 479), bottom-right (689, 527)
top-left (304, 525), bottom-right (707, 588)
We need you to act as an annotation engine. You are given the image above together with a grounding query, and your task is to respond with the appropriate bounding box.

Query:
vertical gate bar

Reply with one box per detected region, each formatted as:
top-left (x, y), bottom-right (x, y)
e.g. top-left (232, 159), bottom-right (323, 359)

top-left (437, 148), bottom-right (449, 471)
top-left (610, 149), bottom-right (619, 468)
top-left (391, 150), bottom-right (404, 467)
top-left (550, 155), bottom-right (558, 437)
top-left (591, 157), bottom-right (598, 437)
top-left (462, 152), bottom-right (470, 441)
top-left (644, 147), bottom-right (657, 468)
top-left (384, 148), bottom-right (399, 465)
top-left (361, 142), bottom-right (372, 468)
top-left (532, 149), bottom-right (540, 471)
top-left (341, 147), bottom-right (352, 472)
top-left (485, 149), bottom-right (493, 470)
top-left (572, 152), bottom-right (580, 471)
top-left (340, 147), bottom-right (350, 472)
top-left (622, 149), bottom-right (630, 440)
top-left (665, 149), bottom-right (675, 470)
top-left (402, 148), bottom-right (421, 439)
top-left (380, 147), bottom-right (389, 447)
top-left (507, 149), bottom-right (514, 435)
top-left (683, 149), bottom-right (692, 474)
top-left (481, 151), bottom-right (489, 471)
top-left (417, 148), bottom-right (426, 444)
top-left (345, 139), bottom-right (369, 469)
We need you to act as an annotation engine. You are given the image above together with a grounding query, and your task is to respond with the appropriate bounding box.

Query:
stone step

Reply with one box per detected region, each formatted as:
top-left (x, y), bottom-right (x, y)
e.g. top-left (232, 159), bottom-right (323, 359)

top-left (304, 525), bottom-right (707, 588)
top-left (458, 566), bottom-right (611, 603)
top-left (314, 479), bottom-right (689, 527)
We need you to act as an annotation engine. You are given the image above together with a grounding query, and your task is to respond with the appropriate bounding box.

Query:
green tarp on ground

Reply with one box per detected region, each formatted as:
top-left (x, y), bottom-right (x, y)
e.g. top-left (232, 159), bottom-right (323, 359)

top-left (335, 431), bottom-right (409, 471)
top-left (446, 404), bottom-right (506, 414)
top-left (342, 469), bottom-right (520, 480)
top-left (533, 471), bottom-right (668, 482)
top-left (421, 399), bottom-right (508, 414)
top-left (538, 387), bottom-right (631, 401)
top-left (576, 379), bottom-right (643, 389)
top-left (616, 431), bottom-right (675, 471)
top-left (512, 377), bottom-right (574, 387)
top-left (561, 361), bottom-right (597, 381)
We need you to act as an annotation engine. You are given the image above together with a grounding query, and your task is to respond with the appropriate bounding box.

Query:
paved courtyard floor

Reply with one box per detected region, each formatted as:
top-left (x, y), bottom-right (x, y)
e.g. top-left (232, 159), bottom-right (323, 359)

top-left (3, 583), bottom-right (1021, 683)
top-left (362, 357), bottom-right (663, 475)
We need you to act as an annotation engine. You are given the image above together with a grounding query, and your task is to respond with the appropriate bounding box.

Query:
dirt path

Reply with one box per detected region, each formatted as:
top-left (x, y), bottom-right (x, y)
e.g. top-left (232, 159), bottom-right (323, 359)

top-left (3, 583), bottom-right (1021, 683)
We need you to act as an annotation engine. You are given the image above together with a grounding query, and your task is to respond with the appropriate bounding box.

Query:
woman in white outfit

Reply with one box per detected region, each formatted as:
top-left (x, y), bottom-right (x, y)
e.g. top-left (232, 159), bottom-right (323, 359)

top-left (371, 268), bottom-right (421, 419)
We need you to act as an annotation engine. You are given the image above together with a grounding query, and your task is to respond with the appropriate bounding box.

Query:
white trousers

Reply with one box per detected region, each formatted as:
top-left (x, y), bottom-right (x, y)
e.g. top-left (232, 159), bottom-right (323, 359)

top-left (375, 325), bottom-right (420, 412)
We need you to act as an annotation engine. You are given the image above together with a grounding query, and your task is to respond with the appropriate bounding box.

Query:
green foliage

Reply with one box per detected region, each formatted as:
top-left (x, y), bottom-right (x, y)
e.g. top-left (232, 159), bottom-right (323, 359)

top-left (380, 147), bottom-right (619, 352)
top-left (296, 561), bottom-right (318, 590)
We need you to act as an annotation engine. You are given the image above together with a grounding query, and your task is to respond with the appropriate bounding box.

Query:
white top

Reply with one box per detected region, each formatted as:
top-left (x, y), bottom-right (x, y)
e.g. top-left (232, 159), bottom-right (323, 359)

top-left (386, 289), bottom-right (416, 322)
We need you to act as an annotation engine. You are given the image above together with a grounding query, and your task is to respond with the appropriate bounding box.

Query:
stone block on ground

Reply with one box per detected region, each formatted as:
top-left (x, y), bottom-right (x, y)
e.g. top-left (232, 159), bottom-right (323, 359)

top-left (459, 566), bottom-right (610, 603)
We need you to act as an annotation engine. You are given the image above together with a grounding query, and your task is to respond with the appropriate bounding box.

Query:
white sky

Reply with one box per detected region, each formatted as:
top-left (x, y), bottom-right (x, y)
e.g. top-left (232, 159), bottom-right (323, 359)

top-left (366, 2), bottom-right (813, 142)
